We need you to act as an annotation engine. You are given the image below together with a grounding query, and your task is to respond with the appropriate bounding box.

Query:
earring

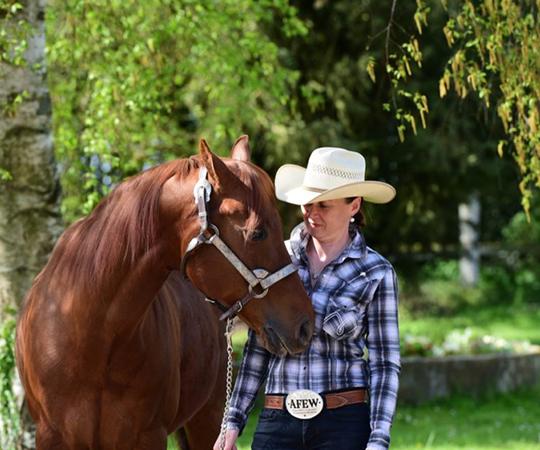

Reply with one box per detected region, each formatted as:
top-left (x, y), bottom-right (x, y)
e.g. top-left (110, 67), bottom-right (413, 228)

top-left (350, 217), bottom-right (355, 223)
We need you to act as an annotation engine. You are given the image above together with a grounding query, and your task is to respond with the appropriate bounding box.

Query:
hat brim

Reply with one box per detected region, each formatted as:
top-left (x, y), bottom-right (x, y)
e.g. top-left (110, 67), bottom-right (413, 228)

top-left (275, 164), bottom-right (396, 205)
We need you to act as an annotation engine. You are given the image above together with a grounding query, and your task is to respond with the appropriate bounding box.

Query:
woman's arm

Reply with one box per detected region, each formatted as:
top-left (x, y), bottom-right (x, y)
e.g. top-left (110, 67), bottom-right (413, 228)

top-left (366, 266), bottom-right (401, 450)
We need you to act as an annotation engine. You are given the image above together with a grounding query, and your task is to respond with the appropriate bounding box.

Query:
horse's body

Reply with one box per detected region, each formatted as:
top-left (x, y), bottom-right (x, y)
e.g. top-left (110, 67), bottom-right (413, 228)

top-left (16, 137), bottom-right (314, 449)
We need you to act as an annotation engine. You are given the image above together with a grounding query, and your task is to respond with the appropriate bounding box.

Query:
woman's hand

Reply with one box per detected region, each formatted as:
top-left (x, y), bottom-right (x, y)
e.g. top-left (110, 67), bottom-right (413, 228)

top-left (213, 428), bottom-right (239, 450)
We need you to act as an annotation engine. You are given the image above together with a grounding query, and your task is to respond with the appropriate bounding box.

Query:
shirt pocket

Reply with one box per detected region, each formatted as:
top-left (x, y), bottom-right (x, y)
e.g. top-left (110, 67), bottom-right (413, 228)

top-left (322, 278), bottom-right (377, 340)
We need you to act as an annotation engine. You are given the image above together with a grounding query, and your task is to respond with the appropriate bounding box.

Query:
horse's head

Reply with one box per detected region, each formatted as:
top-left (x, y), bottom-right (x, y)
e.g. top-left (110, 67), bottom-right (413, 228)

top-left (172, 136), bottom-right (314, 355)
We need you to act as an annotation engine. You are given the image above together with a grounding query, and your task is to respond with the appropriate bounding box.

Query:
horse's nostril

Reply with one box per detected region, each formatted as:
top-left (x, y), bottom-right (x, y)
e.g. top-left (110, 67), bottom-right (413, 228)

top-left (263, 325), bottom-right (282, 352)
top-left (298, 318), bottom-right (313, 345)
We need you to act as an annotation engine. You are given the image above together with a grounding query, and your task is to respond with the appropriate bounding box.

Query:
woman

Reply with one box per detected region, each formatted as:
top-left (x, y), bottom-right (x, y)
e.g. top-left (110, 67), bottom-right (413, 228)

top-left (215, 147), bottom-right (400, 450)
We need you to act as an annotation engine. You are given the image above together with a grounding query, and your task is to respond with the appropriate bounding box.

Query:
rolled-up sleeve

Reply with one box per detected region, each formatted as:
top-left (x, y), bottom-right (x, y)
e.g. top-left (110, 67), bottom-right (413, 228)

top-left (226, 329), bottom-right (270, 434)
top-left (366, 266), bottom-right (401, 450)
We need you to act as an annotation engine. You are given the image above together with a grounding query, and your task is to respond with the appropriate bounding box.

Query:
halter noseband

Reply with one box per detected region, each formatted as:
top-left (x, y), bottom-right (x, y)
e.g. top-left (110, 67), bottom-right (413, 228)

top-left (179, 166), bottom-right (298, 321)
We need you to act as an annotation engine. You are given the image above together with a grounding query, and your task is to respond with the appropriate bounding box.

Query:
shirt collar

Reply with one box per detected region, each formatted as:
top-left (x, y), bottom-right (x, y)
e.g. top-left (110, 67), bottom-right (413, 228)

top-left (289, 222), bottom-right (367, 264)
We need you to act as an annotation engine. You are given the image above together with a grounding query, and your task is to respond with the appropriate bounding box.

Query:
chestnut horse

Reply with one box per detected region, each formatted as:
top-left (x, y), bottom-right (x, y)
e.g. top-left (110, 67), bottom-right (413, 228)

top-left (16, 136), bottom-right (314, 450)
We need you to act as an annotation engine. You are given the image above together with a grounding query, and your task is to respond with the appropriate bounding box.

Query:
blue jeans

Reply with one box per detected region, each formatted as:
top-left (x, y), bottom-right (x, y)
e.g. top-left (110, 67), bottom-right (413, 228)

top-left (251, 403), bottom-right (371, 450)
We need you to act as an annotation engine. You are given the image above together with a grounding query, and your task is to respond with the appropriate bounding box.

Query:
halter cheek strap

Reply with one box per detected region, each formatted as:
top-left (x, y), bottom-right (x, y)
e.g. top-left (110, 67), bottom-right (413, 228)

top-left (180, 166), bottom-right (298, 321)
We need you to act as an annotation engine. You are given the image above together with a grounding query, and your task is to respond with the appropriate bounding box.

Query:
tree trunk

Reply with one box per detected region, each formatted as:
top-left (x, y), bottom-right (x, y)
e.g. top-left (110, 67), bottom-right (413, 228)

top-left (0, 0), bottom-right (61, 314)
top-left (0, 1), bottom-right (62, 448)
top-left (459, 193), bottom-right (481, 287)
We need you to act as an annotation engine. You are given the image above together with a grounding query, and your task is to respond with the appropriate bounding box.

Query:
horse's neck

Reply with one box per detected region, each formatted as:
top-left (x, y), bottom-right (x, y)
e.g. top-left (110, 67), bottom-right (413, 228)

top-left (97, 179), bottom-right (195, 338)
top-left (61, 168), bottom-right (197, 340)
top-left (100, 240), bottom-right (173, 337)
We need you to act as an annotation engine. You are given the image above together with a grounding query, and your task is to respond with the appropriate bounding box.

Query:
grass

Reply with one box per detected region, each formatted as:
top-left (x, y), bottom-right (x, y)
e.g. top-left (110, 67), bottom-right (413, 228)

top-left (400, 303), bottom-right (540, 345)
top-left (392, 384), bottom-right (540, 449)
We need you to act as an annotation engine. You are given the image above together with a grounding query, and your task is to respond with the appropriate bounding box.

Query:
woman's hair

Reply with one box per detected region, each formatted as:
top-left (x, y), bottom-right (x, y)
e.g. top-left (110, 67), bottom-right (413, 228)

top-left (345, 197), bottom-right (366, 227)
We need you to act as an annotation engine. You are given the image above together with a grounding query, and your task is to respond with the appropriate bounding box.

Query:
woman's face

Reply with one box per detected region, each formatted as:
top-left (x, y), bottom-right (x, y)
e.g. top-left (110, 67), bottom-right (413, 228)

top-left (301, 198), bottom-right (360, 243)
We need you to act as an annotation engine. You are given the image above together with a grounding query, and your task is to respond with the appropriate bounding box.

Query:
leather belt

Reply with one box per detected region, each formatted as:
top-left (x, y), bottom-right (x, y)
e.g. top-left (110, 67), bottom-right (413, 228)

top-left (265, 389), bottom-right (367, 411)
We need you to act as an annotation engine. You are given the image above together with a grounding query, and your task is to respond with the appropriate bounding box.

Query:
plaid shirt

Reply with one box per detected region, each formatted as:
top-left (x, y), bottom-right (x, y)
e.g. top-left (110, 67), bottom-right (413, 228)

top-left (227, 223), bottom-right (400, 450)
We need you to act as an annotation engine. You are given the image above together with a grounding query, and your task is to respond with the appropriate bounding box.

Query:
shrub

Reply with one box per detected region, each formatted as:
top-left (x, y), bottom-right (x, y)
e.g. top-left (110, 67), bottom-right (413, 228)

top-left (0, 316), bottom-right (20, 450)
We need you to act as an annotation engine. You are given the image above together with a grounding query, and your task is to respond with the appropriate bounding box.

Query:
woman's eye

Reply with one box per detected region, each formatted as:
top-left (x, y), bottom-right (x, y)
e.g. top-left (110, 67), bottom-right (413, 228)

top-left (251, 228), bottom-right (268, 241)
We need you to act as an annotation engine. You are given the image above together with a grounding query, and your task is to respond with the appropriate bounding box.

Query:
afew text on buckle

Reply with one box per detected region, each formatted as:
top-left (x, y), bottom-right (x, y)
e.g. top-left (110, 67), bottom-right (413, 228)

top-left (285, 390), bottom-right (323, 419)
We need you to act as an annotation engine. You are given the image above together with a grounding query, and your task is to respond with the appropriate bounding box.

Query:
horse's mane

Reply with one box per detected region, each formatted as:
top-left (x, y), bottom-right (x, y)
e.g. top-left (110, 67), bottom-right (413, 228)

top-left (45, 157), bottom-right (201, 291)
top-left (41, 156), bottom-right (277, 294)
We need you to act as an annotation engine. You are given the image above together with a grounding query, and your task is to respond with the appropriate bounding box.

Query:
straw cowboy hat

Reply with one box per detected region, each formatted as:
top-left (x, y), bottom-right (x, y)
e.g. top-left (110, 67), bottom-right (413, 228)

top-left (275, 147), bottom-right (396, 205)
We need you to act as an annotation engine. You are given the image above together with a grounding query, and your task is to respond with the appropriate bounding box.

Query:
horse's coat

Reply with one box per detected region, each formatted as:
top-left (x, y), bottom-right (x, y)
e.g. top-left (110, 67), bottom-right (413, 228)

top-left (16, 137), bottom-right (314, 449)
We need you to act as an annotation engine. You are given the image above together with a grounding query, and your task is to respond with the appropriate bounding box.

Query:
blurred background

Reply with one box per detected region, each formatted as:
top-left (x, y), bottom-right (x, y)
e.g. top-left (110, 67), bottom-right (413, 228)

top-left (1, 0), bottom-right (539, 449)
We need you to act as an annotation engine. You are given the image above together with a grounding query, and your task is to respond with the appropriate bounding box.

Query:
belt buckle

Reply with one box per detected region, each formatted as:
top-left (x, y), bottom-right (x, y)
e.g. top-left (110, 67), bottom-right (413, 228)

top-left (285, 389), bottom-right (324, 419)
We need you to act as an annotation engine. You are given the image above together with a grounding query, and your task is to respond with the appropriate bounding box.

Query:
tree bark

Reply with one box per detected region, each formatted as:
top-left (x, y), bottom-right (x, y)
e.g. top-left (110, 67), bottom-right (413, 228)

top-left (0, 0), bottom-right (61, 317)
top-left (459, 193), bottom-right (481, 287)
top-left (0, 1), bottom-right (62, 448)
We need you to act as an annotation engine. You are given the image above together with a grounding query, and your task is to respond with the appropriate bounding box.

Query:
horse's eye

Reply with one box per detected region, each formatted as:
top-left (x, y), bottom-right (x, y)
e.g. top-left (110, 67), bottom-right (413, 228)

top-left (251, 228), bottom-right (267, 241)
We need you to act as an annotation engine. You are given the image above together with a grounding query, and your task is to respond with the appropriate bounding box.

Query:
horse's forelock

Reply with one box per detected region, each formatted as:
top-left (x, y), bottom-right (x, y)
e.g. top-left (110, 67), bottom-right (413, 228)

top-left (225, 160), bottom-right (277, 232)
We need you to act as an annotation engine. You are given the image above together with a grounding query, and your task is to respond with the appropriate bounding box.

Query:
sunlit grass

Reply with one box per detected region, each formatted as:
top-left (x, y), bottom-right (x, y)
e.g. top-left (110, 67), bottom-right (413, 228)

top-left (400, 303), bottom-right (540, 345)
top-left (391, 384), bottom-right (540, 449)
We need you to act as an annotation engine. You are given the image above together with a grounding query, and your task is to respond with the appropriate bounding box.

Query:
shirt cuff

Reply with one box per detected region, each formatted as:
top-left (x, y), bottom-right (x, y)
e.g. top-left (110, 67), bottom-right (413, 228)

top-left (226, 408), bottom-right (247, 435)
top-left (367, 421), bottom-right (391, 450)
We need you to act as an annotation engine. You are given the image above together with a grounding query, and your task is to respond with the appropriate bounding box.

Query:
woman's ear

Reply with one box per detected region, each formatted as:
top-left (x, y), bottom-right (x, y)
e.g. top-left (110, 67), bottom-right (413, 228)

top-left (351, 197), bottom-right (362, 216)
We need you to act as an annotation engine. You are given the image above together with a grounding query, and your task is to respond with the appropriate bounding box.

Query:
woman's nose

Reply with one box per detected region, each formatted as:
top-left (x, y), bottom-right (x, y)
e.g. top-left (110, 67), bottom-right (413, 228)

top-left (306, 205), bottom-right (320, 219)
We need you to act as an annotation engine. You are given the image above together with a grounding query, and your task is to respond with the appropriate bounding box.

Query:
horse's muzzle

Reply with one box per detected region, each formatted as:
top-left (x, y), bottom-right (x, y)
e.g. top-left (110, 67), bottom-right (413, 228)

top-left (262, 317), bottom-right (314, 356)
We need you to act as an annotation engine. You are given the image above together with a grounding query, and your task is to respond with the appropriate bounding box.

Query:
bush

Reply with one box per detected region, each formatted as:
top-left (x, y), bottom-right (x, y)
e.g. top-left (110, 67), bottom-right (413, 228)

top-left (400, 260), bottom-right (483, 315)
top-left (0, 316), bottom-right (20, 450)
top-left (500, 202), bottom-right (540, 304)
top-left (399, 200), bottom-right (540, 315)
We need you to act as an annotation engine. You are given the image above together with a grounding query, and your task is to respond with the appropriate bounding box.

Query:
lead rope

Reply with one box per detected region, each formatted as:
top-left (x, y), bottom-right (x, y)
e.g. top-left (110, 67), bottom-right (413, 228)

top-left (219, 317), bottom-right (235, 450)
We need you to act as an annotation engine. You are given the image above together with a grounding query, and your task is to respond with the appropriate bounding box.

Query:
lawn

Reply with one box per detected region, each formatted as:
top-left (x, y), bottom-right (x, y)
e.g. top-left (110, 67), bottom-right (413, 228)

top-left (399, 303), bottom-right (540, 346)
top-left (391, 384), bottom-right (540, 449)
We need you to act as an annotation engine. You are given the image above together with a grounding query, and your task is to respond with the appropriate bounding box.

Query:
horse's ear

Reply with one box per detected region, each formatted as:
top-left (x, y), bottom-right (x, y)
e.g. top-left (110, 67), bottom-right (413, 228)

top-left (230, 135), bottom-right (251, 162)
top-left (199, 138), bottom-right (227, 191)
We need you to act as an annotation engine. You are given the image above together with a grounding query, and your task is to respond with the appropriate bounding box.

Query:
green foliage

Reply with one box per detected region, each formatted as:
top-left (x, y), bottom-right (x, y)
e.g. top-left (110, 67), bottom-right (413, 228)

top-left (0, 0), bottom-right (27, 68)
top-left (400, 260), bottom-right (483, 315)
top-left (46, 0), bottom-right (306, 221)
top-left (0, 0), bottom-right (30, 180)
top-left (500, 199), bottom-right (540, 302)
top-left (375, 0), bottom-right (430, 141)
top-left (399, 233), bottom-right (540, 319)
top-left (0, 0), bottom-right (29, 97)
top-left (0, 168), bottom-right (12, 182)
top-left (440, 0), bottom-right (540, 212)
top-left (43, 0), bottom-right (533, 261)
top-left (369, 0), bottom-right (539, 216)
top-left (266, 1), bottom-right (524, 263)
top-left (0, 315), bottom-right (19, 450)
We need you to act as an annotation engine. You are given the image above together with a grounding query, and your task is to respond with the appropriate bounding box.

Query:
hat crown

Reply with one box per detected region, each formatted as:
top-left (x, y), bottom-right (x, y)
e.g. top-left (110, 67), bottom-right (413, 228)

top-left (274, 145), bottom-right (395, 205)
top-left (304, 147), bottom-right (366, 191)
